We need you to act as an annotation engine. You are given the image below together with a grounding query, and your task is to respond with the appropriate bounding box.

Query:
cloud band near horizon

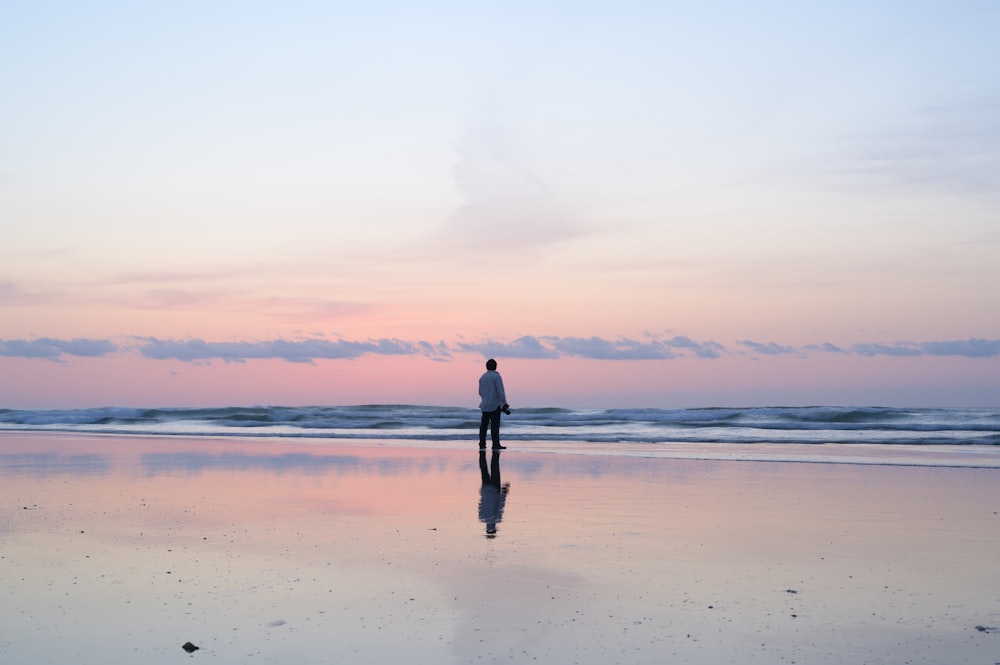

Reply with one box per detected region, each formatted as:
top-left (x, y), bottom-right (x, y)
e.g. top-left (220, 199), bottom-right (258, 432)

top-left (3, 335), bottom-right (1000, 363)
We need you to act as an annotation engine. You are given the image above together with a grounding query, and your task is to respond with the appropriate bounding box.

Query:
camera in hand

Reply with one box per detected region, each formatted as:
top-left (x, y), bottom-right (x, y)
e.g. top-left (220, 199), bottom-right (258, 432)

top-left (501, 403), bottom-right (511, 415)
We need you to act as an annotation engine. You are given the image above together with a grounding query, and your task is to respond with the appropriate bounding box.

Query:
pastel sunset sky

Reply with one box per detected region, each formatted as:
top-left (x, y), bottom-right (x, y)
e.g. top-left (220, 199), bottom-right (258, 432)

top-left (3, 1), bottom-right (999, 409)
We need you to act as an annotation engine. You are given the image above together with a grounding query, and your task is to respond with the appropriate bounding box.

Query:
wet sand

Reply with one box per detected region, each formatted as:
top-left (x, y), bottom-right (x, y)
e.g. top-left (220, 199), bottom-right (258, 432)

top-left (1, 432), bottom-right (998, 664)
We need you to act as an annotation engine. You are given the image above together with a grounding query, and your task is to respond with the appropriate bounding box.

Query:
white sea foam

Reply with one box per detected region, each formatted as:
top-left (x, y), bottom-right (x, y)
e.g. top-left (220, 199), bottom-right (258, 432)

top-left (2, 405), bottom-right (998, 454)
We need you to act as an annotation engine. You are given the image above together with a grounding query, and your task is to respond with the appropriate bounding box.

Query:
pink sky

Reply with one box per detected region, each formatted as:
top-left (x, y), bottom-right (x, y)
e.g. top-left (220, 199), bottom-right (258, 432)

top-left (2, 345), bottom-right (998, 409)
top-left (2, 3), bottom-right (999, 408)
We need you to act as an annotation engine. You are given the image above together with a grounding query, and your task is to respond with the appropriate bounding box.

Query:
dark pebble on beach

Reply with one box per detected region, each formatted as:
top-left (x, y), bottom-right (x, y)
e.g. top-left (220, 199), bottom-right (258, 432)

top-left (182, 641), bottom-right (200, 653)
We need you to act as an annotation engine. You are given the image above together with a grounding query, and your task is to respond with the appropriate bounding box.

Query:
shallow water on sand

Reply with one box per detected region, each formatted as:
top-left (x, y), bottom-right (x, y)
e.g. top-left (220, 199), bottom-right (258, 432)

top-left (1, 433), bottom-right (998, 664)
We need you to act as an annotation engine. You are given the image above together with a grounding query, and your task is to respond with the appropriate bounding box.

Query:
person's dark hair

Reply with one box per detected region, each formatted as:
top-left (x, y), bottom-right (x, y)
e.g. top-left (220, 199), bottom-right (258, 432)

top-left (486, 358), bottom-right (497, 371)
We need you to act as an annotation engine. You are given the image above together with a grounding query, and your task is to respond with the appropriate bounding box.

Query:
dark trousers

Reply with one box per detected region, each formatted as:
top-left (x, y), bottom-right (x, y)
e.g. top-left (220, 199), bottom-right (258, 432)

top-left (479, 408), bottom-right (501, 448)
top-left (480, 448), bottom-right (501, 487)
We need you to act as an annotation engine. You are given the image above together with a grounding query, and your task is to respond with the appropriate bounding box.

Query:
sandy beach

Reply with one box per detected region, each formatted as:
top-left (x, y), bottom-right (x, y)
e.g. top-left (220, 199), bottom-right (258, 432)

top-left (1, 432), bottom-right (998, 664)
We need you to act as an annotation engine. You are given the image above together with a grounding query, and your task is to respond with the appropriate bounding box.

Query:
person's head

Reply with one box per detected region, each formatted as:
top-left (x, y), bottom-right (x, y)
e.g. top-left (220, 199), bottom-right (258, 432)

top-left (485, 358), bottom-right (497, 371)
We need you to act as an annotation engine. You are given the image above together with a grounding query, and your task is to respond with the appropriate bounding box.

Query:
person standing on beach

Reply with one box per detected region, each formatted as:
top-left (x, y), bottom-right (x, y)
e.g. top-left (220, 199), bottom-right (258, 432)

top-left (478, 358), bottom-right (508, 450)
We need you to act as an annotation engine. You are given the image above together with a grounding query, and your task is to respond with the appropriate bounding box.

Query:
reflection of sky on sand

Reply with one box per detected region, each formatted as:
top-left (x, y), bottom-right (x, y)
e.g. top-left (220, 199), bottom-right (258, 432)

top-left (0, 452), bottom-right (111, 476)
top-left (2, 433), bottom-right (999, 664)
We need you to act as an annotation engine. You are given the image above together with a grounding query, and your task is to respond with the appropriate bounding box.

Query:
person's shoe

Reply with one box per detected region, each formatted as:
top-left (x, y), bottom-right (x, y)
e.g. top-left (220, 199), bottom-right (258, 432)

top-left (492, 445), bottom-right (506, 450)
top-left (479, 444), bottom-right (486, 449)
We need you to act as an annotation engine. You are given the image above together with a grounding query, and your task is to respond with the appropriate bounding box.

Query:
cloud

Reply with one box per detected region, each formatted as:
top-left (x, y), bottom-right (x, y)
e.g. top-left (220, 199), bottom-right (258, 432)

top-left (819, 99), bottom-right (1000, 198)
top-left (804, 342), bottom-right (847, 353)
top-left (0, 280), bottom-right (66, 307)
top-left (136, 333), bottom-right (727, 363)
top-left (437, 124), bottom-right (585, 252)
top-left (663, 335), bottom-right (726, 359)
top-left (0, 337), bottom-right (117, 361)
top-left (898, 103), bottom-right (1000, 193)
top-left (738, 340), bottom-right (798, 356)
top-left (546, 336), bottom-right (678, 360)
top-left (456, 336), bottom-right (560, 359)
top-left (96, 270), bottom-right (219, 286)
top-left (2, 335), bottom-right (998, 364)
top-left (844, 339), bottom-right (1000, 358)
top-left (851, 342), bottom-right (923, 357)
top-left (919, 338), bottom-right (1000, 358)
top-left (135, 337), bottom-right (450, 364)
top-left (755, 338), bottom-right (1000, 359)
top-left (457, 335), bottom-right (726, 360)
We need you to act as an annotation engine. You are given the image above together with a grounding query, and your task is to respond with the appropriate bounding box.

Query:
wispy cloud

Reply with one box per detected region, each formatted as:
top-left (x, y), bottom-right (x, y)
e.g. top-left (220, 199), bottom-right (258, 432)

top-left (851, 342), bottom-right (924, 357)
top-left (1, 335), bottom-right (998, 363)
top-left (456, 335), bottom-right (727, 360)
top-left (456, 336), bottom-right (560, 359)
top-left (738, 340), bottom-right (799, 356)
top-left (95, 270), bottom-right (221, 286)
top-left (548, 336), bottom-right (677, 360)
top-left (0, 280), bottom-right (66, 307)
top-left (544, 336), bottom-right (725, 360)
top-left (920, 338), bottom-right (1000, 357)
top-left (852, 338), bottom-right (1000, 358)
top-left (135, 337), bottom-right (450, 364)
top-left (804, 342), bottom-right (847, 353)
top-left (825, 100), bottom-right (1000, 197)
top-left (663, 336), bottom-right (726, 359)
top-left (437, 124), bottom-right (585, 253)
top-left (0, 337), bottom-right (117, 361)
top-left (0, 280), bottom-right (15, 303)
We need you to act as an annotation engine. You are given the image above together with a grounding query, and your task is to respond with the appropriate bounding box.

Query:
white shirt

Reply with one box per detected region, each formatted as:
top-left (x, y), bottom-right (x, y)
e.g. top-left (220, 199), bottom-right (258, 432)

top-left (478, 370), bottom-right (507, 412)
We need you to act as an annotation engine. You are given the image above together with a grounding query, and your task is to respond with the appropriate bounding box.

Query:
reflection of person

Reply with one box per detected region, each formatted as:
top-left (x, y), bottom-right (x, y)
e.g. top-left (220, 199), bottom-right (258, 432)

top-left (478, 358), bottom-right (508, 450)
top-left (479, 449), bottom-right (509, 538)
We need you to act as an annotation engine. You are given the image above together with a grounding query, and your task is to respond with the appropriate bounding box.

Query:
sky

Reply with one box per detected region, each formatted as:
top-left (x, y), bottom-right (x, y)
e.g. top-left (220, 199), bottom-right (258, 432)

top-left (2, 1), bottom-right (999, 409)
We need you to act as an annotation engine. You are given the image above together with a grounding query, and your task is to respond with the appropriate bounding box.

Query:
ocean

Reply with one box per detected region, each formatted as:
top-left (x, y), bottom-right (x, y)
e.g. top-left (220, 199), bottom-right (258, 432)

top-left (2, 404), bottom-right (998, 448)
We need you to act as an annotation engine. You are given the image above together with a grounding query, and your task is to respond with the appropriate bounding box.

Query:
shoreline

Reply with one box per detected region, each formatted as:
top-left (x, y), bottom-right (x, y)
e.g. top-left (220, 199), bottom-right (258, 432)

top-left (2, 429), bottom-right (1000, 468)
top-left (2, 432), bottom-right (999, 664)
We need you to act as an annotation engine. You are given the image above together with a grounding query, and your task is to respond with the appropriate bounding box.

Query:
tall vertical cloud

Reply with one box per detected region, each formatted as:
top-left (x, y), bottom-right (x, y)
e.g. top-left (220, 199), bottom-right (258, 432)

top-left (438, 124), bottom-right (582, 251)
